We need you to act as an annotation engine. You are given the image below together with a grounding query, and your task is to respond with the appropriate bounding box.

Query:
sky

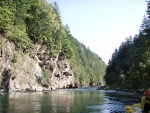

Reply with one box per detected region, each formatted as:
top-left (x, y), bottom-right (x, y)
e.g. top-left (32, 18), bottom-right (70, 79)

top-left (47, 0), bottom-right (147, 64)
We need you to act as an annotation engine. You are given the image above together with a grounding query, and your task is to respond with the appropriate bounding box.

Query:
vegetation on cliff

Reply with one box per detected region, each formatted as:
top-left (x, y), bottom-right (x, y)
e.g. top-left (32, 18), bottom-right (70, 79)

top-left (105, 1), bottom-right (150, 89)
top-left (0, 0), bottom-right (106, 86)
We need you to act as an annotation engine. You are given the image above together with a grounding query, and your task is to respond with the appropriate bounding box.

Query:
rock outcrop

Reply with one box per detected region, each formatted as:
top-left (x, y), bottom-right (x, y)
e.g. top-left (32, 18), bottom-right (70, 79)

top-left (0, 37), bottom-right (75, 92)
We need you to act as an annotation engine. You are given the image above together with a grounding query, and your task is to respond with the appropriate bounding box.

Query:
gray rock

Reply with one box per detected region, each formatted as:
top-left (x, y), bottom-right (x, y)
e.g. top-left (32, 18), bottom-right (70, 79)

top-left (0, 38), bottom-right (75, 92)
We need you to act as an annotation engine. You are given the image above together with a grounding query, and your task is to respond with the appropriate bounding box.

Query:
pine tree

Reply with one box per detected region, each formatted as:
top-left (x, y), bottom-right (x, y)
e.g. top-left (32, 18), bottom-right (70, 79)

top-left (141, 0), bottom-right (150, 34)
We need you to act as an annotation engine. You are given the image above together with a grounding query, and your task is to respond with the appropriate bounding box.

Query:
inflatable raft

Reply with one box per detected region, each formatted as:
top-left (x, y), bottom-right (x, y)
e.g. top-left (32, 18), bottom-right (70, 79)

top-left (125, 103), bottom-right (142, 113)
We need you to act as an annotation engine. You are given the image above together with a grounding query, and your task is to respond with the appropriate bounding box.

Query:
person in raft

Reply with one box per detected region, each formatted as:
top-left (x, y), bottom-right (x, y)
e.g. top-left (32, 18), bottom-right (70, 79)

top-left (141, 90), bottom-right (150, 113)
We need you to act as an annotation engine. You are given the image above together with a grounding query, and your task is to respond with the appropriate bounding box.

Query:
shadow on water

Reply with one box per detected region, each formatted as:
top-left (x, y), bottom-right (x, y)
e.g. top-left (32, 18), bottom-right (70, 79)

top-left (0, 87), bottom-right (142, 113)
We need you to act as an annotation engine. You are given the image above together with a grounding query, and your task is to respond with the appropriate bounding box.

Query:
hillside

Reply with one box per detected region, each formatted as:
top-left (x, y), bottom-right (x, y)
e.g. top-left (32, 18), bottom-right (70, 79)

top-left (0, 0), bottom-right (106, 91)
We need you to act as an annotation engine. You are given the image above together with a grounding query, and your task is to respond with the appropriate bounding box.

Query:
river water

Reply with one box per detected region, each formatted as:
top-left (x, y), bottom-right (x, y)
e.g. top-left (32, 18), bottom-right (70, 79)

top-left (0, 87), bottom-right (142, 113)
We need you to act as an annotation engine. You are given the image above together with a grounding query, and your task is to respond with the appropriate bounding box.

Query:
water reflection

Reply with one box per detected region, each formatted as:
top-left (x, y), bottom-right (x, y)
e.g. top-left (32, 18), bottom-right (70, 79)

top-left (0, 88), bottom-right (141, 113)
top-left (0, 93), bottom-right (9, 113)
top-left (49, 91), bottom-right (75, 113)
top-left (6, 92), bottom-right (43, 113)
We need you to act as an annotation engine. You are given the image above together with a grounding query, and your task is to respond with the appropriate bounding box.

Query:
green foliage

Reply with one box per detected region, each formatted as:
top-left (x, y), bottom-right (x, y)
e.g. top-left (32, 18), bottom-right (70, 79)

top-left (7, 25), bottom-right (33, 50)
top-left (68, 35), bottom-right (106, 86)
top-left (0, 0), bottom-right (14, 33)
top-left (0, 0), bottom-right (106, 87)
top-left (42, 68), bottom-right (51, 85)
top-left (11, 54), bottom-right (17, 63)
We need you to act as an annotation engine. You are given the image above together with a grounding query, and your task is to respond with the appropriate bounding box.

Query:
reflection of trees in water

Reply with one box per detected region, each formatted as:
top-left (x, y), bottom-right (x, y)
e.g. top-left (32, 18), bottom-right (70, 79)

top-left (71, 91), bottom-right (105, 113)
top-left (0, 93), bottom-right (9, 113)
top-left (48, 90), bottom-right (105, 113)
top-left (0, 91), bottom-right (74, 113)
top-left (48, 90), bottom-right (75, 113)
top-left (0, 90), bottom-right (107, 113)
top-left (7, 92), bottom-right (43, 113)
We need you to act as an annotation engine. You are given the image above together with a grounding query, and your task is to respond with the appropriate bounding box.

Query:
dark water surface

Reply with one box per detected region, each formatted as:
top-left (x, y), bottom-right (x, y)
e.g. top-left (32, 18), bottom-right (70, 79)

top-left (0, 87), bottom-right (141, 113)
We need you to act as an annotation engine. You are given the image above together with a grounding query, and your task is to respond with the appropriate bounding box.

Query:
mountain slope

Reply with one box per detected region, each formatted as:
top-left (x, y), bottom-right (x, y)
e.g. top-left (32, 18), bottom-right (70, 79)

top-left (0, 0), bottom-right (106, 91)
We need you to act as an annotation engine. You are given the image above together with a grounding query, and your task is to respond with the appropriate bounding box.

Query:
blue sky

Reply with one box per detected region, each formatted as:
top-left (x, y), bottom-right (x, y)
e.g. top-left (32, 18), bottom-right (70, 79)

top-left (47, 0), bottom-right (147, 64)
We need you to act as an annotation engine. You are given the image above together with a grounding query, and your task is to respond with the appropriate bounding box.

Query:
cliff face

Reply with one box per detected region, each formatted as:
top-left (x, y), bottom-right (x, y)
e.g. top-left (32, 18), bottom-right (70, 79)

top-left (0, 37), bottom-right (74, 92)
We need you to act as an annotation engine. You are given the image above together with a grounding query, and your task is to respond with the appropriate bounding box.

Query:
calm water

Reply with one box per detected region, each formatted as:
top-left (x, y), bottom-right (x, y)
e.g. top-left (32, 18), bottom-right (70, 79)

top-left (0, 87), bottom-right (141, 113)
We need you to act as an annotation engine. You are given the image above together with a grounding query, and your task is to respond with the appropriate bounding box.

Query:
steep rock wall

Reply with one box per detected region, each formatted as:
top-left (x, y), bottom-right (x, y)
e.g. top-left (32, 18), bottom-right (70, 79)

top-left (0, 37), bottom-right (74, 91)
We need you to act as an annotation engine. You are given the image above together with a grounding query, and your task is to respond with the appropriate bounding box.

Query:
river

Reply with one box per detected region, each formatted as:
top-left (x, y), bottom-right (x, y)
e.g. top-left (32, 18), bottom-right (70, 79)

top-left (0, 87), bottom-right (142, 113)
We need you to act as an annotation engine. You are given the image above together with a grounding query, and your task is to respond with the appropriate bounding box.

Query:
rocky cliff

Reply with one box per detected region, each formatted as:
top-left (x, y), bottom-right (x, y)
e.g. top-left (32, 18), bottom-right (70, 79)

top-left (0, 37), bottom-right (75, 92)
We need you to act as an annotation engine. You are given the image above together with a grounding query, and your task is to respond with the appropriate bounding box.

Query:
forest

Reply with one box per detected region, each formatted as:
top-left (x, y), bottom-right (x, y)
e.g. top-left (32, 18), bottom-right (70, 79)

top-left (0, 0), bottom-right (106, 87)
top-left (105, 1), bottom-right (150, 89)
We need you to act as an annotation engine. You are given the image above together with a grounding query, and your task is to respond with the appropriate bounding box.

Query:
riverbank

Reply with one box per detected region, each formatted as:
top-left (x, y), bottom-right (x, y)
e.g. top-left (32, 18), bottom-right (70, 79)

top-left (97, 85), bottom-right (145, 94)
